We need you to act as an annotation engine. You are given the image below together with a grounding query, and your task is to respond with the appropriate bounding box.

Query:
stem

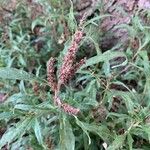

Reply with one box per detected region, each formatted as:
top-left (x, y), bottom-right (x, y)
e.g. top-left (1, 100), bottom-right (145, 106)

top-left (54, 82), bottom-right (62, 107)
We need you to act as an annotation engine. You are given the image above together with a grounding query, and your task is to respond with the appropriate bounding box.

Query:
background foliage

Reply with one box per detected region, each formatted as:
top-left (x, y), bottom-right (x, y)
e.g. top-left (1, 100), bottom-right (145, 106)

top-left (0, 0), bottom-right (150, 149)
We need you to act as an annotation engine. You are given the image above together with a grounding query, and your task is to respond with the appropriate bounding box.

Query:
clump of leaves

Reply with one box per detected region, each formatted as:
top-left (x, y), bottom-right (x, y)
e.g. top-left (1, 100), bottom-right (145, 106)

top-left (1, 0), bottom-right (150, 150)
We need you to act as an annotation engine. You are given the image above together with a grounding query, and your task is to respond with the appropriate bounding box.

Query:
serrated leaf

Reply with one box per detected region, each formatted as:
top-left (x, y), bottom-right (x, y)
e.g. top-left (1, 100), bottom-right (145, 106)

top-left (0, 117), bottom-right (33, 149)
top-left (59, 115), bottom-right (75, 150)
top-left (33, 118), bottom-right (43, 145)
top-left (0, 67), bottom-right (35, 81)
top-left (107, 134), bottom-right (126, 150)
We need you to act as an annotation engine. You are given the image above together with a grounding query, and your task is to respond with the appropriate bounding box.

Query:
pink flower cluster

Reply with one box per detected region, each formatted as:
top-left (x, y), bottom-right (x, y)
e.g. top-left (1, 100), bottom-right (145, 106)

top-left (46, 29), bottom-right (86, 115)
top-left (59, 30), bottom-right (86, 85)
top-left (47, 57), bottom-right (57, 92)
top-left (61, 103), bottom-right (80, 115)
top-left (54, 97), bottom-right (80, 115)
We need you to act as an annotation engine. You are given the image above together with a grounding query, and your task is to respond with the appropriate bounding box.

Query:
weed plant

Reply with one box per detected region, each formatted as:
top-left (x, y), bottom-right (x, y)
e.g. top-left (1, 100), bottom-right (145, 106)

top-left (0, 0), bottom-right (150, 149)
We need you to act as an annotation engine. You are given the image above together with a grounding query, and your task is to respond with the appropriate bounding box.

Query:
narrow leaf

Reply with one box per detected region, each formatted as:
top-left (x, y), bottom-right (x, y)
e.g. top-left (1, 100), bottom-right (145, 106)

top-left (0, 112), bottom-right (14, 120)
top-left (68, 0), bottom-right (77, 32)
top-left (75, 117), bottom-right (112, 144)
top-left (107, 134), bottom-right (126, 150)
top-left (33, 118), bottom-right (43, 145)
top-left (0, 68), bottom-right (34, 81)
top-left (127, 133), bottom-right (133, 150)
top-left (0, 117), bottom-right (33, 149)
top-left (81, 51), bottom-right (127, 69)
top-left (59, 115), bottom-right (75, 150)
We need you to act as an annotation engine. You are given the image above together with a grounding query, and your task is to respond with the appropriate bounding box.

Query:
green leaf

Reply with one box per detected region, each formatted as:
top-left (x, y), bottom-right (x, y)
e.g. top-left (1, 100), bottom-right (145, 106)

top-left (142, 125), bottom-right (150, 142)
top-left (0, 112), bottom-right (15, 120)
top-left (0, 117), bottom-right (33, 149)
top-left (107, 134), bottom-right (126, 150)
top-left (0, 67), bottom-right (35, 81)
top-left (139, 51), bottom-right (150, 76)
top-left (67, 0), bottom-right (77, 32)
top-left (131, 127), bottom-right (148, 140)
top-left (85, 36), bottom-right (101, 55)
top-left (84, 14), bottom-right (112, 27)
top-left (81, 51), bottom-right (127, 69)
top-left (33, 118), bottom-right (43, 145)
top-left (59, 115), bottom-right (75, 150)
top-left (139, 51), bottom-right (150, 98)
top-left (75, 117), bottom-right (112, 144)
top-left (111, 81), bottom-right (137, 99)
top-left (86, 80), bottom-right (96, 93)
top-left (103, 60), bottom-right (111, 77)
top-left (127, 133), bottom-right (133, 150)
top-left (18, 54), bottom-right (26, 67)
top-left (114, 24), bottom-right (136, 38)
top-left (14, 104), bottom-right (33, 111)
top-left (75, 116), bottom-right (91, 145)
top-left (31, 18), bottom-right (45, 32)
top-left (109, 90), bottom-right (135, 112)
top-left (7, 92), bottom-right (26, 104)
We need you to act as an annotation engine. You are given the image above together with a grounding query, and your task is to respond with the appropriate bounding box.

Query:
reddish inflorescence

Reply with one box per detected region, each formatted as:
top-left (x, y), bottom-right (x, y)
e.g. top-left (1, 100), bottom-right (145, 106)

top-left (59, 30), bottom-right (85, 85)
top-left (33, 82), bottom-right (40, 95)
top-left (61, 103), bottom-right (80, 115)
top-left (47, 57), bottom-right (57, 92)
top-left (46, 29), bottom-right (86, 116)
